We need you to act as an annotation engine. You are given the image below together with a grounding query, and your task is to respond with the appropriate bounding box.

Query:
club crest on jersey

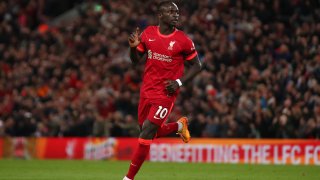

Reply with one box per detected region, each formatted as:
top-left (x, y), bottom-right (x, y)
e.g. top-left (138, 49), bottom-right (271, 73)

top-left (168, 41), bottom-right (176, 50)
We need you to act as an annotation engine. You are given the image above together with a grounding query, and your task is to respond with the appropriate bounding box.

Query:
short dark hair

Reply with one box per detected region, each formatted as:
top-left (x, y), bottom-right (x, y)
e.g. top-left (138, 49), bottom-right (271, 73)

top-left (157, 1), bottom-right (175, 13)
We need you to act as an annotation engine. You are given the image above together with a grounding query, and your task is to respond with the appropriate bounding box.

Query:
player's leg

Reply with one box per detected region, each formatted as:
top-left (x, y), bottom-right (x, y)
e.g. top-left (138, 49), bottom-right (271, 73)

top-left (124, 98), bottom-right (160, 180)
top-left (152, 100), bottom-right (190, 142)
top-left (155, 122), bottom-right (178, 137)
top-left (155, 117), bottom-right (190, 143)
top-left (125, 120), bottom-right (158, 180)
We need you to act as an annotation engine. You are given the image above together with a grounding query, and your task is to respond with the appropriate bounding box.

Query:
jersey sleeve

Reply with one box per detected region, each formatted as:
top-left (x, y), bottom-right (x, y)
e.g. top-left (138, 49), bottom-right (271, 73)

top-left (136, 29), bottom-right (147, 53)
top-left (183, 37), bottom-right (198, 61)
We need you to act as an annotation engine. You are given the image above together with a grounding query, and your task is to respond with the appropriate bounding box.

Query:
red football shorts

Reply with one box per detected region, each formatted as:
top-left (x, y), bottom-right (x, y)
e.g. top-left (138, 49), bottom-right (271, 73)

top-left (138, 98), bottom-right (174, 127)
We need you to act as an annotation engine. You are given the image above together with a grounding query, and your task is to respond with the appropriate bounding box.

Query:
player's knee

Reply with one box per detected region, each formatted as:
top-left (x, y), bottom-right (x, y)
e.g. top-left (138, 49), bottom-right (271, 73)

top-left (140, 126), bottom-right (157, 139)
top-left (140, 120), bottom-right (158, 139)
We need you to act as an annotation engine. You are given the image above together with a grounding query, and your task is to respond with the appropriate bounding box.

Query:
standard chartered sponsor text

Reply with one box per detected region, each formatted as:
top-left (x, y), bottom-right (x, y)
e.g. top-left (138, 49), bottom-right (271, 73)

top-left (152, 52), bottom-right (172, 62)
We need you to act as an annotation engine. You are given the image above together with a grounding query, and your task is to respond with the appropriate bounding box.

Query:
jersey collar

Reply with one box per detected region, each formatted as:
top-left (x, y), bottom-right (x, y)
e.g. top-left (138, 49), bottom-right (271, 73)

top-left (157, 26), bottom-right (177, 38)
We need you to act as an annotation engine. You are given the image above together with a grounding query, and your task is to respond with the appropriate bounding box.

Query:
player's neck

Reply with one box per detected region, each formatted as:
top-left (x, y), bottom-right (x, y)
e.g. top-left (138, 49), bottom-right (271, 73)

top-left (158, 24), bottom-right (175, 35)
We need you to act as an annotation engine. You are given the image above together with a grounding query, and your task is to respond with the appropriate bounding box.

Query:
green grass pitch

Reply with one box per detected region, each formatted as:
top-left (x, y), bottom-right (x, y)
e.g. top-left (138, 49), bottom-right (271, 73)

top-left (0, 159), bottom-right (319, 180)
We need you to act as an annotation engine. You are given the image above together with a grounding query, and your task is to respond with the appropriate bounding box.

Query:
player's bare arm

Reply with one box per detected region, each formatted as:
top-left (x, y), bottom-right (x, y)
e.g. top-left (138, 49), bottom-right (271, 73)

top-left (182, 55), bottom-right (202, 84)
top-left (128, 27), bottom-right (145, 64)
top-left (165, 56), bottom-right (202, 95)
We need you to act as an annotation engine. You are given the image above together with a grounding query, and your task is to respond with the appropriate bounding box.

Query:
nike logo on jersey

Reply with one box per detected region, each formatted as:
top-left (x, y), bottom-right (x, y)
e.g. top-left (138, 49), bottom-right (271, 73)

top-left (149, 39), bottom-right (156, 41)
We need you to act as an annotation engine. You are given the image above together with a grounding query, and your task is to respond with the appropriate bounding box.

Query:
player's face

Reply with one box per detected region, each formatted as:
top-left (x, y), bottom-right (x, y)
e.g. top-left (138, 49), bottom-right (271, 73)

top-left (159, 3), bottom-right (179, 27)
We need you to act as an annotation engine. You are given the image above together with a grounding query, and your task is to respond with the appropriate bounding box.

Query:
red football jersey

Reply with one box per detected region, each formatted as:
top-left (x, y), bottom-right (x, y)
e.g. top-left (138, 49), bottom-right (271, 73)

top-left (136, 26), bottom-right (198, 100)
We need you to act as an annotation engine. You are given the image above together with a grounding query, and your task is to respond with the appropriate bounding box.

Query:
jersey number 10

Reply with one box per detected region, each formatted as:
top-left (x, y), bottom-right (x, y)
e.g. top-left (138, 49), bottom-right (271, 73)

top-left (153, 106), bottom-right (168, 119)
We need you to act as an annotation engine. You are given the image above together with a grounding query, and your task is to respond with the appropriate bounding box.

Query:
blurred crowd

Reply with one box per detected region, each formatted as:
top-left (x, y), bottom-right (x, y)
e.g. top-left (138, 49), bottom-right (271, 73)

top-left (0, 0), bottom-right (320, 139)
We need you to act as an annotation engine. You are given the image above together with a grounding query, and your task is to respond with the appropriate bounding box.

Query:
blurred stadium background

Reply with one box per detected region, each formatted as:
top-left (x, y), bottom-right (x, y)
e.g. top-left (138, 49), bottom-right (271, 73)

top-left (0, 0), bottom-right (320, 179)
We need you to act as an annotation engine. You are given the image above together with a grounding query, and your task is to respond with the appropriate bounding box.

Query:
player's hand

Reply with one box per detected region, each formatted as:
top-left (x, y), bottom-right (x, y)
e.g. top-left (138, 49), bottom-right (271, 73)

top-left (164, 80), bottom-right (179, 96)
top-left (128, 27), bottom-right (141, 48)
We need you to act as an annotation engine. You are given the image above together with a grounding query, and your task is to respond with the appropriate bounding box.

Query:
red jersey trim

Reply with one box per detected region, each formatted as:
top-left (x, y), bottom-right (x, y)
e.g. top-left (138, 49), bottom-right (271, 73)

top-left (185, 51), bottom-right (198, 60)
top-left (157, 26), bottom-right (177, 38)
top-left (136, 43), bottom-right (145, 53)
